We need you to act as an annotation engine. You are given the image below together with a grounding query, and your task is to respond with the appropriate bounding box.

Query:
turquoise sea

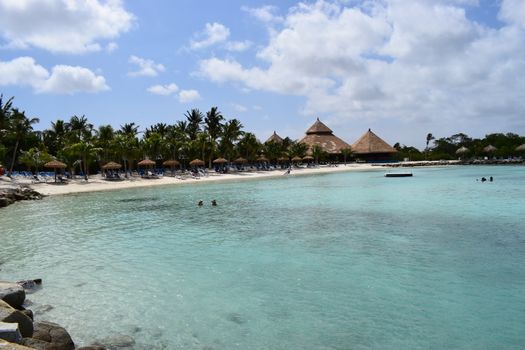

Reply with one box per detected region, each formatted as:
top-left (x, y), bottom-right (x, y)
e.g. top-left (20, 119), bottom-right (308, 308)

top-left (1, 165), bottom-right (525, 349)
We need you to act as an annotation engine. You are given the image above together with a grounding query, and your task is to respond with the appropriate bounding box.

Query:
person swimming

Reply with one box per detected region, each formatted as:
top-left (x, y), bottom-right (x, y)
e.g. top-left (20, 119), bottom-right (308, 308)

top-left (211, 199), bottom-right (217, 206)
top-left (198, 200), bottom-right (203, 206)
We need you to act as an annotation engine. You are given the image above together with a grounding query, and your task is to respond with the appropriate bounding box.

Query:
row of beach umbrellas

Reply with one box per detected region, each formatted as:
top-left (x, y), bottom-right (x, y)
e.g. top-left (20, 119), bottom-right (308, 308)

top-left (456, 144), bottom-right (525, 155)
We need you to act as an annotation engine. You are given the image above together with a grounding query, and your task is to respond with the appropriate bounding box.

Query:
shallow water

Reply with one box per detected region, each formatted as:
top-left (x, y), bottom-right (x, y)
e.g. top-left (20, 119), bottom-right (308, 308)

top-left (1, 166), bottom-right (524, 349)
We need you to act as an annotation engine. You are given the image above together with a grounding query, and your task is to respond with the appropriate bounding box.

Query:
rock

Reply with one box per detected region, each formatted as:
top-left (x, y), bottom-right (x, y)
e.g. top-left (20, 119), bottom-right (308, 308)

top-left (0, 321), bottom-right (22, 343)
top-left (20, 310), bottom-right (33, 322)
top-left (31, 321), bottom-right (74, 350)
top-left (0, 339), bottom-right (36, 350)
top-left (76, 346), bottom-right (106, 350)
top-left (17, 280), bottom-right (42, 292)
top-left (20, 337), bottom-right (48, 349)
top-left (0, 300), bottom-right (33, 338)
top-left (93, 334), bottom-right (135, 349)
top-left (0, 197), bottom-right (13, 207)
top-left (0, 281), bottom-right (26, 309)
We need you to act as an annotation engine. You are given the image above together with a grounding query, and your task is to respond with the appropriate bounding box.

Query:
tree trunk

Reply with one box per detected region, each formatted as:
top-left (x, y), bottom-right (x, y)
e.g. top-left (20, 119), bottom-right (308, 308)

top-left (8, 139), bottom-right (19, 176)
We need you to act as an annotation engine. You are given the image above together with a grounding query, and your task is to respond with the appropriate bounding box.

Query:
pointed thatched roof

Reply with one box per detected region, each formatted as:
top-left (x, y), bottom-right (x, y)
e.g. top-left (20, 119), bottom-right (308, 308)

top-left (515, 144), bottom-right (525, 152)
top-left (456, 146), bottom-right (470, 154)
top-left (483, 145), bottom-right (497, 153)
top-left (299, 118), bottom-right (351, 154)
top-left (306, 118), bottom-right (332, 135)
top-left (351, 129), bottom-right (397, 155)
top-left (266, 131), bottom-right (284, 143)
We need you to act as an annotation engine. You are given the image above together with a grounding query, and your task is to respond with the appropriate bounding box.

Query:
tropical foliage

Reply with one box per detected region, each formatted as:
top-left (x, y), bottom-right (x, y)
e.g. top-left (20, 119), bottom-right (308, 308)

top-left (1, 93), bottom-right (524, 176)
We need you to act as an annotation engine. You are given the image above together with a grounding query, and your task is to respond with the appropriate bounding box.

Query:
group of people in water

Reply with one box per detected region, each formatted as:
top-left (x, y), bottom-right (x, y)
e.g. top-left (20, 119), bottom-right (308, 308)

top-left (477, 176), bottom-right (494, 182)
top-left (198, 199), bottom-right (217, 206)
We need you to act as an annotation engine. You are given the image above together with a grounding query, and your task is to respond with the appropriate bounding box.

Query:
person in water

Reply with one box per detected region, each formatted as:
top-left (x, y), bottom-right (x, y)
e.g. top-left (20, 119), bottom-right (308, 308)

top-left (198, 200), bottom-right (203, 206)
top-left (211, 199), bottom-right (217, 206)
top-left (481, 177), bottom-right (487, 182)
top-left (489, 176), bottom-right (493, 182)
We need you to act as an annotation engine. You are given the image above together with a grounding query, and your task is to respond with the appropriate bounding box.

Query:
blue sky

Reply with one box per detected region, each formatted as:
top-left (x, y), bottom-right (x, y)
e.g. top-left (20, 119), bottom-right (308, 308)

top-left (1, 0), bottom-right (524, 149)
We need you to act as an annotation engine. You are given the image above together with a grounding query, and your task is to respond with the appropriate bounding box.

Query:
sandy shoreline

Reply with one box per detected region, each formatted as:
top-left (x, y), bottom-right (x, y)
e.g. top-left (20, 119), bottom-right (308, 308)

top-left (3, 164), bottom-right (376, 196)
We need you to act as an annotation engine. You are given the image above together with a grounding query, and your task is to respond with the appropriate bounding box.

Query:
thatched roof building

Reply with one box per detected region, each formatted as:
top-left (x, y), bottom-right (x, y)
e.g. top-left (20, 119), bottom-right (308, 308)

top-left (351, 129), bottom-right (397, 161)
top-left (266, 131), bottom-right (284, 144)
top-left (299, 118), bottom-right (351, 155)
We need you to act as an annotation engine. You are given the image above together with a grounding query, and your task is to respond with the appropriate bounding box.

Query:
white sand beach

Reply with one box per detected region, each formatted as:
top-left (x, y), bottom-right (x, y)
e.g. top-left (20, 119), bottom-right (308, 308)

top-left (18, 164), bottom-right (375, 196)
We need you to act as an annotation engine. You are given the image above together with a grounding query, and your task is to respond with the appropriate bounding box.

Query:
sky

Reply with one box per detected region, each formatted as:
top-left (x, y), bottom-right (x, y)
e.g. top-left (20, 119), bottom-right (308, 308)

top-left (1, 0), bottom-right (524, 149)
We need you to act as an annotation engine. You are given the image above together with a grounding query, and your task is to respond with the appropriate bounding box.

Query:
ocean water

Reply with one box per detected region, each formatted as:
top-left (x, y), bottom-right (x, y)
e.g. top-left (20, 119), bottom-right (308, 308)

top-left (1, 165), bottom-right (524, 349)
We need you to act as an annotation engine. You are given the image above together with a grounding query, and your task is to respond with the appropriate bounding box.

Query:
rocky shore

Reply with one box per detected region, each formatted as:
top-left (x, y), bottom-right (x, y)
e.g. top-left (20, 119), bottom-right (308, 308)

top-left (0, 280), bottom-right (105, 350)
top-left (0, 184), bottom-right (44, 208)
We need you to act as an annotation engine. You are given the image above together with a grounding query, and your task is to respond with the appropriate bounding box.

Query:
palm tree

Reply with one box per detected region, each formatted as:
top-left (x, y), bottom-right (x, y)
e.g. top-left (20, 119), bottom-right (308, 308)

top-left (426, 133), bottom-right (435, 160)
top-left (67, 141), bottom-right (102, 180)
top-left (184, 109), bottom-right (203, 140)
top-left (118, 122), bottom-right (140, 137)
top-left (288, 141), bottom-right (309, 158)
top-left (95, 124), bottom-right (115, 163)
top-left (220, 119), bottom-right (244, 160)
top-left (19, 147), bottom-right (52, 174)
top-left (43, 119), bottom-right (67, 155)
top-left (204, 107), bottom-right (224, 167)
top-left (0, 94), bottom-right (14, 134)
top-left (112, 134), bottom-right (138, 178)
top-left (237, 132), bottom-right (261, 161)
top-left (7, 109), bottom-right (40, 176)
top-left (66, 115), bottom-right (93, 143)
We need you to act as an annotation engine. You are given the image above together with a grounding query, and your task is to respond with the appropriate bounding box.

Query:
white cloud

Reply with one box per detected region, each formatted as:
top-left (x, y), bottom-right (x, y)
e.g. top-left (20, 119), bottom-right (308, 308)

top-left (178, 90), bottom-right (201, 103)
top-left (147, 83), bottom-right (179, 96)
top-left (198, 0), bottom-right (525, 143)
top-left (190, 22), bottom-right (230, 49)
top-left (0, 56), bottom-right (109, 94)
top-left (128, 56), bottom-right (165, 77)
top-left (106, 42), bottom-right (118, 52)
top-left (242, 5), bottom-right (283, 23)
top-left (0, 0), bottom-right (134, 54)
top-left (38, 65), bottom-right (109, 94)
top-left (225, 40), bottom-right (252, 52)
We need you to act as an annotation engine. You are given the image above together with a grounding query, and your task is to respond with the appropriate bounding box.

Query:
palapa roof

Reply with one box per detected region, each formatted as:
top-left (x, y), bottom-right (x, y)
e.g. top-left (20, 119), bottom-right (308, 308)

top-left (351, 129), bottom-right (397, 155)
top-left (102, 161), bottom-right (122, 170)
top-left (483, 145), bottom-right (497, 153)
top-left (456, 146), bottom-right (470, 154)
top-left (299, 118), bottom-right (352, 154)
top-left (44, 160), bottom-right (67, 168)
top-left (266, 131), bottom-right (284, 143)
top-left (515, 144), bottom-right (525, 152)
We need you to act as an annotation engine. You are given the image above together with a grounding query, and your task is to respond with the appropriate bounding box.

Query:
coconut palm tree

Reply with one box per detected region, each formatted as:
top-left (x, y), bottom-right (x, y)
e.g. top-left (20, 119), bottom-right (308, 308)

top-left (237, 132), bottom-right (261, 161)
top-left (43, 119), bottom-right (67, 155)
top-left (0, 94), bottom-right (14, 135)
top-left (7, 109), bottom-right (40, 176)
top-left (118, 122), bottom-right (140, 137)
top-left (340, 147), bottom-right (353, 165)
top-left (184, 109), bottom-right (203, 140)
top-left (220, 119), bottom-right (244, 160)
top-left (204, 107), bottom-right (224, 167)
top-left (95, 125), bottom-right (115, 164)
top-left (67, 141), bottom-right (102, 180)
top-left (66, 115), bottom-right (93, 143)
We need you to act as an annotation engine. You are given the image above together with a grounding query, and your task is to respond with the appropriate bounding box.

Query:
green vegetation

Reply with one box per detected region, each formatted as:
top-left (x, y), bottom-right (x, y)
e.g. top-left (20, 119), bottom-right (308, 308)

top-left (1, 93), bottom-right (524, 175)
top-left (0, 94), bottom-right (314, 176)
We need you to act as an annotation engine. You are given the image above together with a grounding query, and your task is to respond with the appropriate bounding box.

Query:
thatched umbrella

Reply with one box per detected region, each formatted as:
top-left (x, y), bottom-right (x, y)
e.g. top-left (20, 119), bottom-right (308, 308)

top-left (137, 159), bottom-right (156, 167)
top-left (456, 146), bottom-right (470, 155)
top-left (234, 157), bottom-right (247, 164)
top-left (483, 145), bottom-right (497, 153)
top-left (162, 160), bottom-right (180, 175)
top-left (291, 156), bottom-right (302, 163)
top-left (212, 157), bottom-right (228, 164)
top-left (515, 144), bottom-right (525, 152)
top-left (189, 159), bottom-right (205, 167)
top-left (277, 157), bottom-right (288, 163)
top-left (44, 160), bottom-right (66, 182)
top-left (303, 155), bottom-right (314, 161)
top-left (256, 156), bottom-right (269, 162)
top-left (101, 161), bottom-right (122, 170)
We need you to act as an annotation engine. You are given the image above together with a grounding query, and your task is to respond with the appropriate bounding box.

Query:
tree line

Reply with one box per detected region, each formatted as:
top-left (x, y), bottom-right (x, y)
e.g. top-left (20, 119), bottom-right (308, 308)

top-left (393, 132), bottom-right (525, 161)
top-left (0, 95), bottom-right (312, 177)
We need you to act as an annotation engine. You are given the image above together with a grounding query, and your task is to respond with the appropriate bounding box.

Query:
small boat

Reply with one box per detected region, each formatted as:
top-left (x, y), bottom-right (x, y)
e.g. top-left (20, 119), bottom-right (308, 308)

top-left (384, 172), bottom-right (413, 177)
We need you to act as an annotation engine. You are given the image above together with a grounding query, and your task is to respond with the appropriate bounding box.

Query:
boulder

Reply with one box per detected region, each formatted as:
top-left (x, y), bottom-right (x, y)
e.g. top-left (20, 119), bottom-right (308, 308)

top-left (0, 339), bottom-right (36, 350)
top-left (0, 197), bottom-right (13, 207)
top-left (0, 300), bottom-right (33, 338)
top-left (76, 346), bottom-right (106, 350)
top-left (31, 321), bottom-right (74, 350)
top-left (20, 338), bottom-right (48, 350)
top-left (0, 321), bottom-right (22, 343)
top-left (0, 281), bottom-right (26, 309)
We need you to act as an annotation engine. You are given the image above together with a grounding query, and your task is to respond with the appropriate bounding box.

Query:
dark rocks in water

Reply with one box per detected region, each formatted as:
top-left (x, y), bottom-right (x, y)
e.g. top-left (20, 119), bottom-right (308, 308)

top-left (0, 281), bottom-right (26, 309)
top-left (0, 187), bottom-right (44, 208)
top-left (0, 300), bottom-right (33, 338)
top-left (93, 334), bottom-right (135, 350)
top-left (76, 346), bottom-right (106, 350)
top-left (30, 321), bottom-right (74, 350)
top-left (16, 280), bottom-right (42, 295)
top-left (20, 310), bottom-right (33, 322)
